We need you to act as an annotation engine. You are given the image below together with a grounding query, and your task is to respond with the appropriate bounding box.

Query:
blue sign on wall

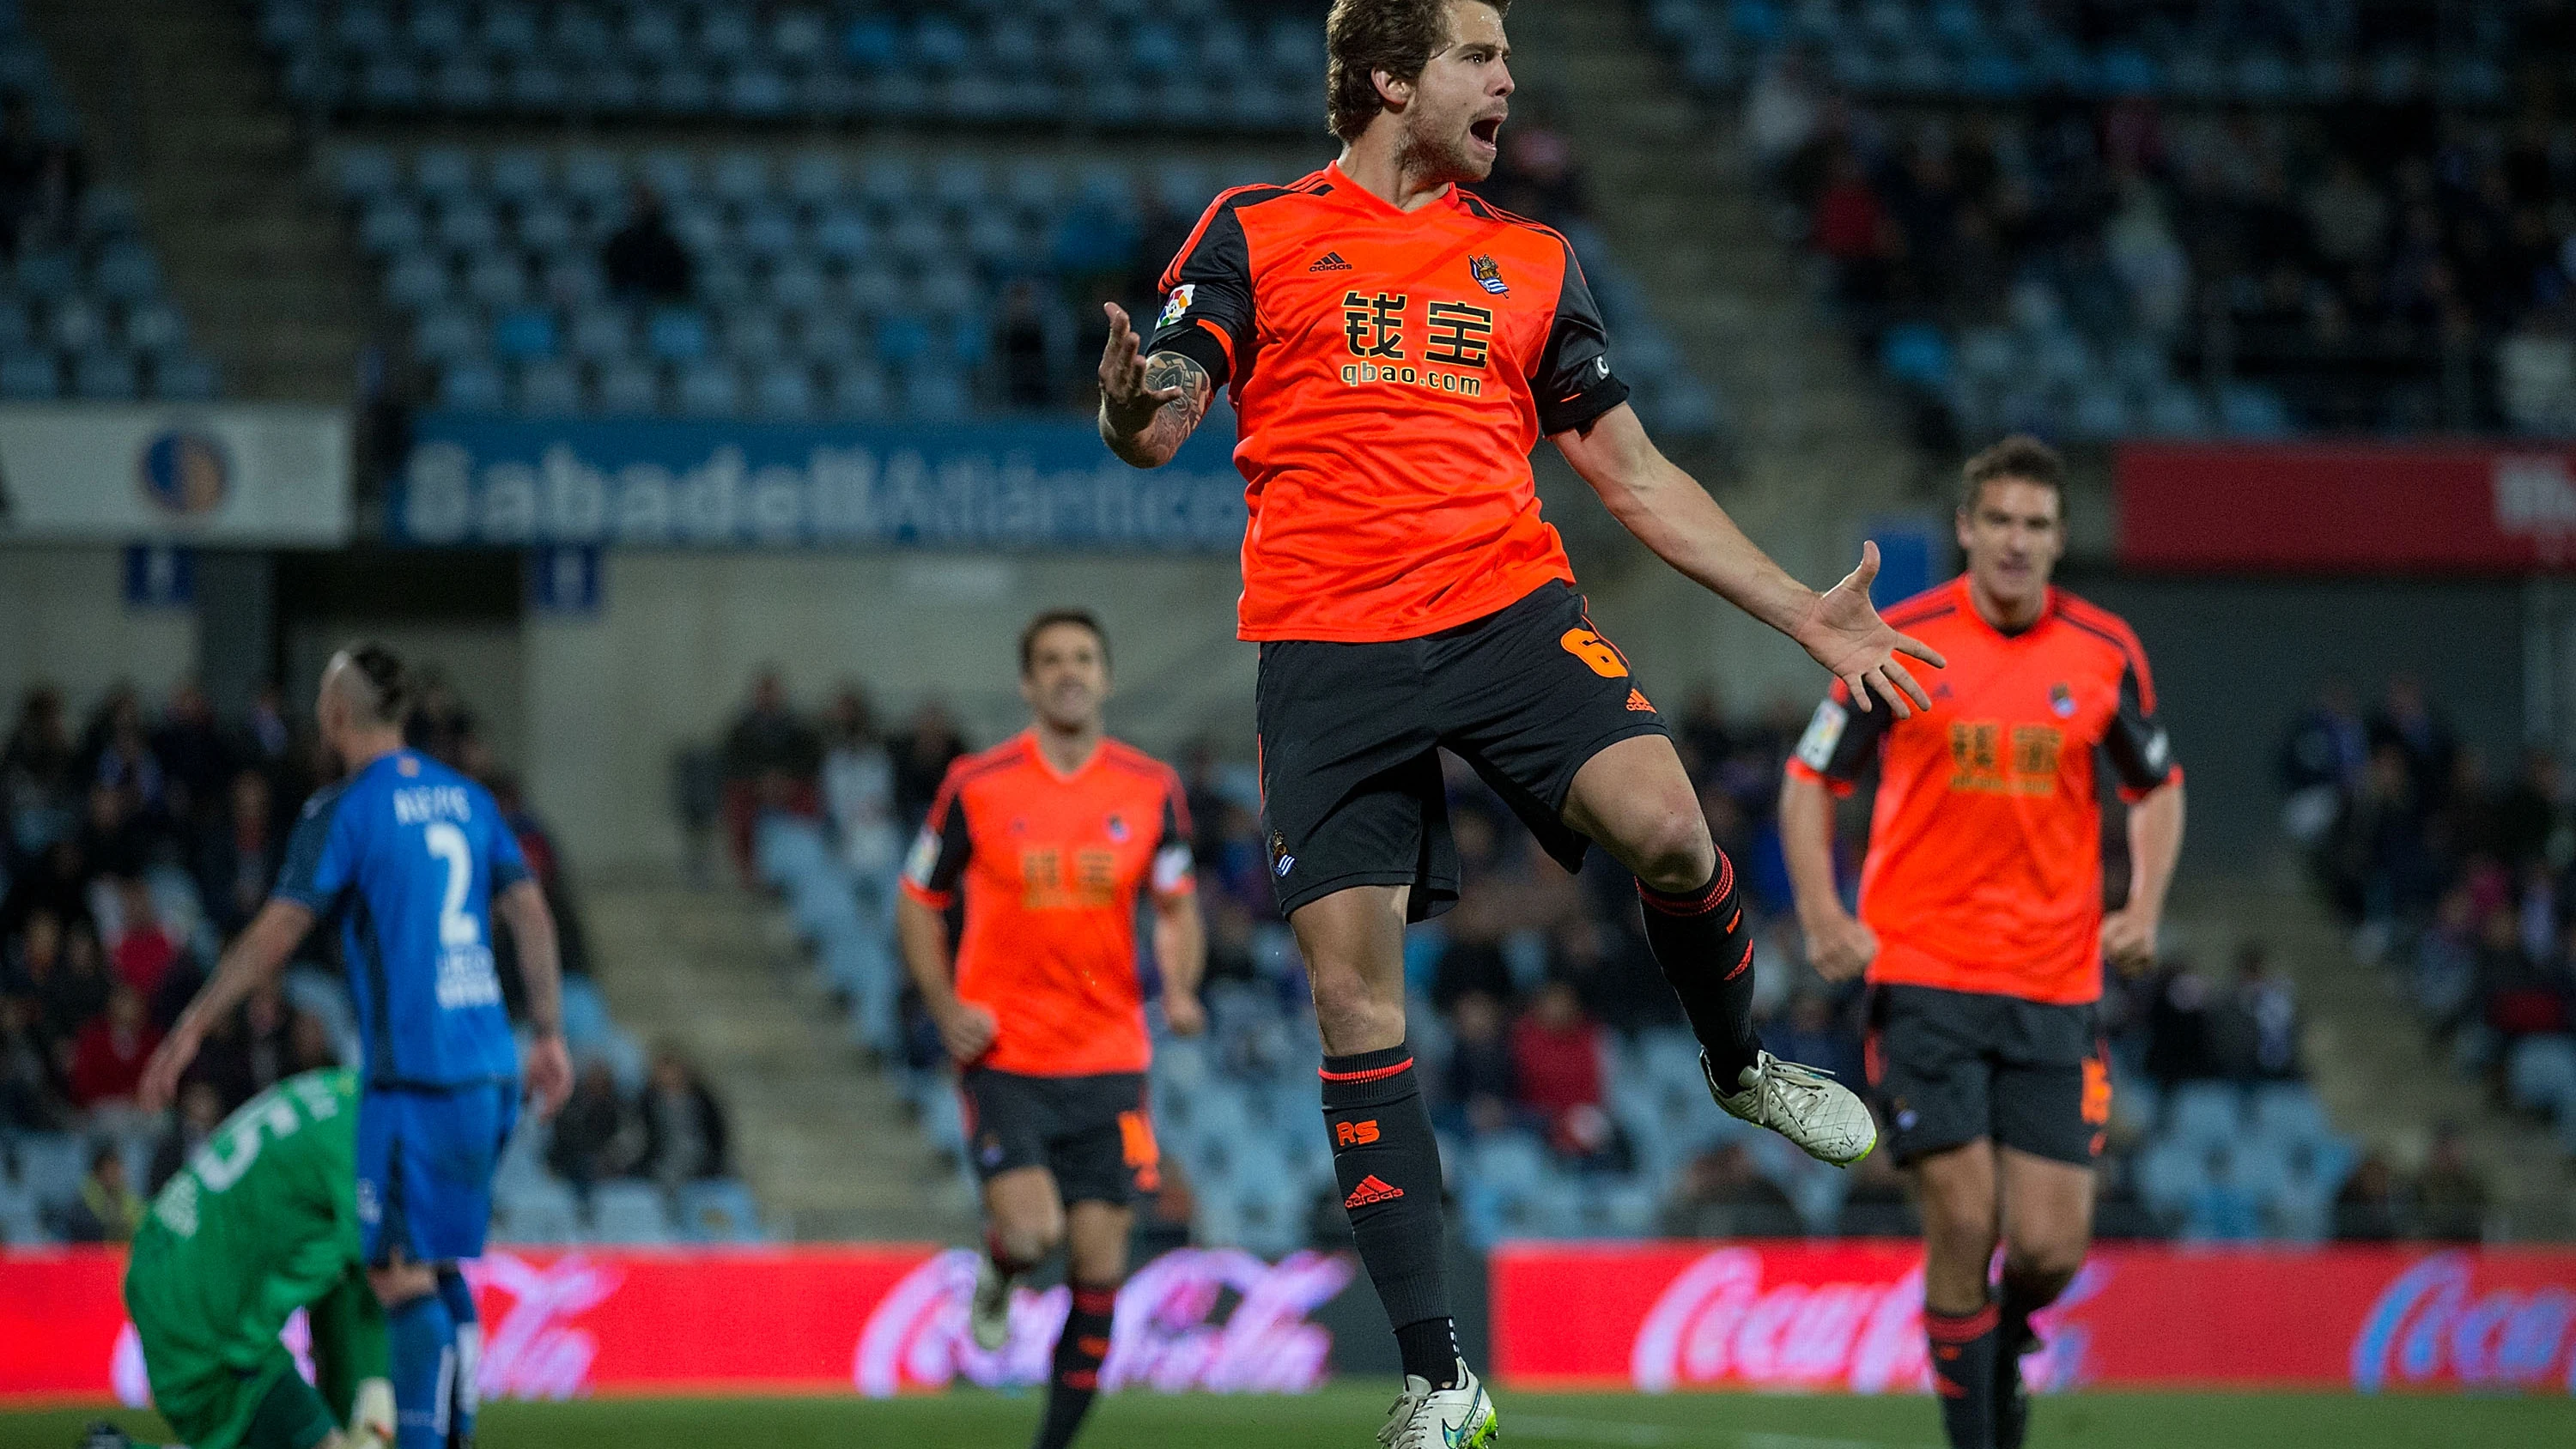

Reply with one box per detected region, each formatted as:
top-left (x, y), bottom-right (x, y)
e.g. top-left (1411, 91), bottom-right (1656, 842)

top-left (388, 413), bottom-right (1246, 552)
top-left (1863, 512), bottom-right (1947, 609)
top-left (122, 543), bottom-right (194, 608)
top-left (526, 544), bottom-right (602, 615)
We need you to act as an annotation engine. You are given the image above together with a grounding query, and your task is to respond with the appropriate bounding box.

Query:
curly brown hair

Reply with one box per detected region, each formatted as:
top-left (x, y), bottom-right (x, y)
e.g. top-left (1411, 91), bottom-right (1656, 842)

top-left (1325, 0), bottom-right (1510, 142)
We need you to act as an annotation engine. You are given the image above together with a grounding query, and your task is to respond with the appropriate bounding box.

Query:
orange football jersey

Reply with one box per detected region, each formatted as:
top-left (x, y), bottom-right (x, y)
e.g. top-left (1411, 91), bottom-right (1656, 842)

top-left (900, 732), bottom-right (1194, 1076)
top-left (1784, 578), bottom-right (2183, 1005)
top-left (1147, 162), bottom-right (1631, 644)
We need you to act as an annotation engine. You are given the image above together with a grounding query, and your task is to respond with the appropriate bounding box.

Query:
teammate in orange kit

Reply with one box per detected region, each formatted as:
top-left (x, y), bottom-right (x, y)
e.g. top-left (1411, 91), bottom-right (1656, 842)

top-left (1095, 3), bottom-right (1943, 1443)
top-left (1781, 437), bottom-right (2185, 1449)
top-left (895, 609), bottom-right (1206, 1449)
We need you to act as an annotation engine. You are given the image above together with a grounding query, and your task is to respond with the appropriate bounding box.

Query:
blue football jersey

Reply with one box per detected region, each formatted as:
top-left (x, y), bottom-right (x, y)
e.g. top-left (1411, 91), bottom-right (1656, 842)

top-left (273, 749), bottom-right (530, 1088)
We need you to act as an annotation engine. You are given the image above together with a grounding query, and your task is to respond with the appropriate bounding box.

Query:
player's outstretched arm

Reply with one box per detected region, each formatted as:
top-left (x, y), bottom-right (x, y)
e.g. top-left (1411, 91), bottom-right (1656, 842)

top-left (139, 898), bottom-right (316, 1111)
top-left (496, 880), bottom-right (572, 1117)
top-left (1097, 302), bottom-right (1212, 470)
top-left (1553, 403), bottom-right (1946, 716)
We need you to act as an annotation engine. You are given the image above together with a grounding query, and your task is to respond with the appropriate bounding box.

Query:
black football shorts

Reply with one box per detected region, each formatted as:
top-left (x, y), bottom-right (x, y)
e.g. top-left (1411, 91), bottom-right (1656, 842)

top-left (1865, 984), bottom-right (2111, 1167)
top-left (957, 1068), bottom-right (1160, 1207)
top-left (1254, 580), bottom-right (1670, 922)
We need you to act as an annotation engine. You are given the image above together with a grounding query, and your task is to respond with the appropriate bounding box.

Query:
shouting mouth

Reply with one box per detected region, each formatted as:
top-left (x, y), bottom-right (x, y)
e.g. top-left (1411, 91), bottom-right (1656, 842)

top-left (1468, 114), bottom-right (1504, 155)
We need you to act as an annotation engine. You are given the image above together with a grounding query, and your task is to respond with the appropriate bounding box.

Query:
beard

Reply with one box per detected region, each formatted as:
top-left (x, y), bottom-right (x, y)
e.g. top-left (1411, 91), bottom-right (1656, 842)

top-left (1396, 111), bottom-right (1493, 187)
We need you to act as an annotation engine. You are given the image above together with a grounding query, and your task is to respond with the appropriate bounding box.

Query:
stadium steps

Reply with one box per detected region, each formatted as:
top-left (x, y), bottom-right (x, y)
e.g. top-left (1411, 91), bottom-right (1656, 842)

top-left (2172, 867), bottom-right (2576, 1240)
top-left (578, 869), bottom-right (978, 1244)
top-left (1505, 2), bottom-right (1928, 708)
top-left (24, 0), bottom-right (369, 402)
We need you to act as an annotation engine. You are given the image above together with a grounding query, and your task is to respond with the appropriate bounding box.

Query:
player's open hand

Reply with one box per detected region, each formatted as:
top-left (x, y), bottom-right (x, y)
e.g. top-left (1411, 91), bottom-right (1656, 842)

top-left (137, 1024), bottom-right (203, 1114)
top-left (935, 999), bottom-right (999, 1064)
top-left (1802, 910), bottom-right (1880, 983)
top-left (2100, 905), bottom-right (2160, 976)
top-left (1163, 990), bottom-right (1206, 1037)
top-left (1097, 302), bottom-right (1186, 432)
top-left (524, 1031), bottom-right (574, 1119)
top-left (1794, 542), bottom-right (1947, 718)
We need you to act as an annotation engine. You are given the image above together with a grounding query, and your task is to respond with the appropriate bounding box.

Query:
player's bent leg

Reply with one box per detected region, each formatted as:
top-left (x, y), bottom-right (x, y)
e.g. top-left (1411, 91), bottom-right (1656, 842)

top-left (1914, 1140), bottom-right (2004, 1449)
top-left (1564, 737), bottom-right (1873, 1164)
top-left (1293, 884), bottom-right (1473, 1404)
top-left (1029, 1201), bottom-right (1133, 1449)
top-left (975, 1167), bottom-right (1066, 1352)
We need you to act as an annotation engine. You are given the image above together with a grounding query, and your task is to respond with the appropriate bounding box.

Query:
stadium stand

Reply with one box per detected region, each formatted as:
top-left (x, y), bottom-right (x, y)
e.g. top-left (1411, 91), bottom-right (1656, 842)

top-left (1646, 0), bottom-right (2573, 444)
top-left (260, 0), bottom-right (1332, 134)
top-left (321, 137), bottom-right (1721, 432)
top-left (0, 5), bottom-right (221, 401)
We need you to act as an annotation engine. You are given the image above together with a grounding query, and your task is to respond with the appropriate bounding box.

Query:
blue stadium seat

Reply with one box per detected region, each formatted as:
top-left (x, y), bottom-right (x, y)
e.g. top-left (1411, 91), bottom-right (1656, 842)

top-left (720, 308), bottom-right (784, 361)
top-left (432, 200), bottom-right (501, 253)
top-left (485, 148), bottom-right (550, 203)
top-left (772, 10), bottom-right (831, 66)
top-left (711, 150), bottom-right (771, 206)
top-left (413, 146), bottom-right (477, 200)
top-left (0, 300), bottom-right (30, 349)
top-left (596, 360), bottom-right (661, 415)
top-left (358, 198), bottom-right (425, 255)
top-left (753, 362), bottom-right (815, 420)
top-left (646, 307), bottom-right (710, 361)
top-left (332, 145), bottom-right (401, 202)
top-left (493, 1178), bottom-right (581, 1244)
top-left (440, 362), bottom-right (506, 411)
top-left (675, 360), bottom-right (742, 416)
top-left (796, 312), bottom-right (860, 365)
top-left (464, 255), bottom-right (530, 308)
top-left (492, 307), bottom-right (557, 361)
top-left (677, 1179), bottom-right (763, 1242)
top-left (479, 3), bottom-right (542, 58)
top-left (567, 305), bottom-right (632, 363)
top-left (625, 5), bottom-right (686, 64)
top-left (12, 249), bottom-right (77, 300)
top-left (48, 297), bottom-right (102, 352)
top-left (410, 306), bottom-right (481, 364)
top-left (562, 149), bottom-right (627, 209)
top-left (384, 252), bottom-right (452, 311)
top-left (430, 59), bottom-right (500, 112)
top-left (2166, 1082), bottom-right (2246, 1151)
top-left (153, 355), bottom-right (219, 401)
top-left (0, 349), bottom-right (58, 399)
top-left (118, 299), bottom-right (186, 352)
top-left (514, 360), bottom-right (583, 416)
top-left (72, 347), bottom-right (137, 398)
top-left (766, 259), bottom-right (827, 312)
top-left (514, 197), bottom-right (576, 255)
top-left (811, 206), bottom-right (874, 264)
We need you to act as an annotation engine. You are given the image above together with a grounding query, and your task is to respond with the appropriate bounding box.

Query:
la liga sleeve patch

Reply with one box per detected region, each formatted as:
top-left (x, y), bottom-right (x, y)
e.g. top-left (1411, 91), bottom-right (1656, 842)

top-left (1795, 699), bottom-right (1849, 773)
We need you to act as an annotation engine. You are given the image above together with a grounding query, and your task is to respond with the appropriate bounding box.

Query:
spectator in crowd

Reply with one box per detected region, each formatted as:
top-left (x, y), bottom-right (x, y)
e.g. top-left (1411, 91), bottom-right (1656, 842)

top-left (150, 680), bottom-right (231, 831)
top-left (43, 919), bottom-right (111, 1046)
top-left (1657, 1143), bottom-right (1799, 1239)
top-left (52, 1142), bottom-right (142, 1245)
top-left (1837, 1149), bottom-right (1917, 1237)
top-left (635, 1045), bottom-right (730, 1190)
top-left (2143, 960), bottom-right (2215, 1086)
top-left (76, 781), bottom-right (149, 882)
top-left (2278, 681), bottom-right (2366, 848)
top-left (995, 278), bottom-right (1066, 409)
top-left (2333, 1151), bottom-right (2403, 1242)
top-left (2415, 1125), bottom-right (2492, 1243)
top-left (602, 185), bottom-right (693, 303)
top-left (548, 1060), bottom-right (640, 1197)
top-left (0, 993), bottom-right (69, 1130)
top-left (108, 877), bottom-right (179, 1003)
top-left (1509, 979), bottom-right (1609, 1165)
top-left (3, 683), bottom-right (76, 822)
top-left (720, 669), bottom-right (822, 882)
top-left (68, 983), bottom-right (158, 1111)
top-left (147, 1079), bottom-right (224, 1194)
top-left (188, 980), bottom-right (298, 1113)
top-left (0, 94), bottom-right (80, 260)
top-left (889, 698), bottom-right (968, 832)
top-left (1768, 991), bottom-right (1864, 1086)
top-left (403, 672), bottom-right (479, 766)
top-left (231, 680), bottom-right (306, 803)
top-left (196, 768), bottom-right (282, 938)
top-left (2207, 943), bottom-right (2301, 1082)
top-left (2369, 676), bottom-right (2458, 816)
top-left (1439, 991), bottom-right (1515, 1139)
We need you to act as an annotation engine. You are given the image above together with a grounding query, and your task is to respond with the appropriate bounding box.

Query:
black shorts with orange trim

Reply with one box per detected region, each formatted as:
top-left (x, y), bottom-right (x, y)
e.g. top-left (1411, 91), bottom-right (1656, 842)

top-left (958, 1067), bottom-right (1159, 1206)
top-left (1865, 984), bottom-right (2110, 1167)
top-left (1254, 580), bottom-right (1669, 923)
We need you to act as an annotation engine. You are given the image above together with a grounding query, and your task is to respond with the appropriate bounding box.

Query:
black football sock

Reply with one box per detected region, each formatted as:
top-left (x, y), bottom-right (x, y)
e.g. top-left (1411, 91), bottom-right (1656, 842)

top-left (1996, 1265), bottom-right (2059, 1354)
top-left (1925, 1300), bottom-right (2001, 1449)
top-left (1321, 1041), bottom-right (1458, 1390)
top-left (1638, 852), bottom-right (1763, 1083)
top-left (1030, 1281), bottom-right (1116, 1449)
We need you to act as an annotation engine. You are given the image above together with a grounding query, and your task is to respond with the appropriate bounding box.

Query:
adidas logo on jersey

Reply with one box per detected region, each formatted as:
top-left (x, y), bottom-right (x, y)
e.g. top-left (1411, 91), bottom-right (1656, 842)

top-left (1625, 688), bottom-right (1655, 712)
top-left (1345, 1174), bottom-right (1405, 1209)
top-left (1308, 252), bottom-right (1353, 272)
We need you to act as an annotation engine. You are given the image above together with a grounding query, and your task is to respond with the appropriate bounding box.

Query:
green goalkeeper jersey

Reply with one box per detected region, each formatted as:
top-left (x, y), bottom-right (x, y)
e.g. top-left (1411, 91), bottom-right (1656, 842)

top-left (125, 1068), bottom-right (366, 1371)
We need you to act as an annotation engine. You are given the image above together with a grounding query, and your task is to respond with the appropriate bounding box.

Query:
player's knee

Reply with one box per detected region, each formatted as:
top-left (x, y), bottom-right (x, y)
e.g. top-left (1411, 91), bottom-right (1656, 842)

top-left (2003, 1228), bottom-right (2088, 1288)
top-left (1623, 808), bottom-right (1717, 895)
top-left (1306, 962), bottom-right (1406, 1054)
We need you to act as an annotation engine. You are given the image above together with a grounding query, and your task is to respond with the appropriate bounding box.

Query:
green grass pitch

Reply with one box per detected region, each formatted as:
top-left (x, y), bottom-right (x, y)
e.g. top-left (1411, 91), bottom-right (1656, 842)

top-left (5, 1386), bottom-right (2571, 1449)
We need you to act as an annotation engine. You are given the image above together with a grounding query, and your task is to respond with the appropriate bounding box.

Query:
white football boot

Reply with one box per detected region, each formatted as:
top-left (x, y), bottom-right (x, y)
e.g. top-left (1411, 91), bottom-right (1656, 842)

top-left (1376, 1359), bottom-right (1498, 1449)
top-left (1706, 1048), bottom-right (1878, 1166)
top-left (969, 1252), bottom-right (1014, 1352)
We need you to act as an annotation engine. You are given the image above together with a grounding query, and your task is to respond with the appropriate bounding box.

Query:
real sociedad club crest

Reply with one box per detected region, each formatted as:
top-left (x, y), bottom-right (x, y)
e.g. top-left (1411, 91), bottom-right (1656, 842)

top-left (1468, 255), bottom-right (1509, 295)
top-left (2050, 682), bottom-right (2077, 718)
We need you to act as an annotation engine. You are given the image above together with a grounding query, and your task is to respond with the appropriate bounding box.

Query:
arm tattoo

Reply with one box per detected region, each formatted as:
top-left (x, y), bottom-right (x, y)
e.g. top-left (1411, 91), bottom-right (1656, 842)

top-left (1103, 351), bottom-right (1212, 468)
